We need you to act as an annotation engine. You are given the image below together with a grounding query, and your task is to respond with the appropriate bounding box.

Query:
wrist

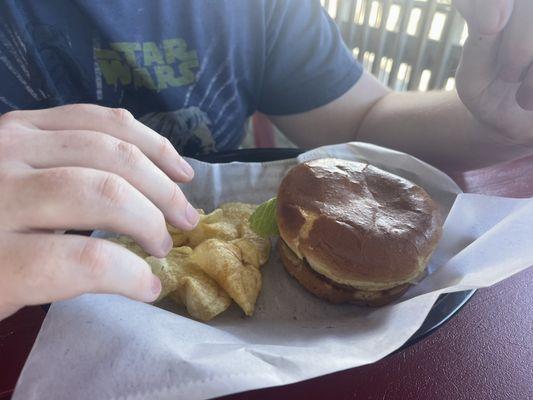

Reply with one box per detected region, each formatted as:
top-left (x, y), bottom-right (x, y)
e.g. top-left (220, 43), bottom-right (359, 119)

top-left (466, 113), bottom-right (533, 168)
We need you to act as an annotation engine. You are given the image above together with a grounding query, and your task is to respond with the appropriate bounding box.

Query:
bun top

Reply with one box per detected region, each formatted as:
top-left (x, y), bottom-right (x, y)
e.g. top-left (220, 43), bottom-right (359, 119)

top-left (276, 158), bottom-right (442, 290)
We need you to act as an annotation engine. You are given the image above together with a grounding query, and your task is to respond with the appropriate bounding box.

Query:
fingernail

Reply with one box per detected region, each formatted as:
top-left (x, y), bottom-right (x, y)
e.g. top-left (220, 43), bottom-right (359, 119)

top-left (162, 234), bottom-right (173, 254)
top-left (516, 87), bottom-right (533, 111)
top-left (178, 158), bottom-right (194, 180)
top-left (499, 65), bottom-right (526, 83)
top-left (185, 203), bottom-right (200, 227)
top-left (151, 275), bottom-right (162, 298)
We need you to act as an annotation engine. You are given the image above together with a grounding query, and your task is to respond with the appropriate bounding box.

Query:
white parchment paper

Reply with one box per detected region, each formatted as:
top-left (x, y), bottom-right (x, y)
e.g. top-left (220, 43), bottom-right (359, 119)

top-left (13, 143), bottom-right (533, 400)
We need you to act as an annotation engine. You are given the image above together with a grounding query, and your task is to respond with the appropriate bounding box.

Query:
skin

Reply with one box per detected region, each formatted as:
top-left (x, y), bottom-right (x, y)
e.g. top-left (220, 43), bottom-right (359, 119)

top-left (1, 0), bottom-right (532, 320)
top-left (273, 0), bottom-right (533, 171)
top-left (0, 105), bottom-right (200, 319)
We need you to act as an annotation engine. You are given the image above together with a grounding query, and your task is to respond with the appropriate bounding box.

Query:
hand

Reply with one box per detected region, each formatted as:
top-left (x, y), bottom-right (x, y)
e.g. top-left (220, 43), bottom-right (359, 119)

top-left (454, 0), bottom-right (533, 145)
top-left (0, 104), bottom-right (200, 320)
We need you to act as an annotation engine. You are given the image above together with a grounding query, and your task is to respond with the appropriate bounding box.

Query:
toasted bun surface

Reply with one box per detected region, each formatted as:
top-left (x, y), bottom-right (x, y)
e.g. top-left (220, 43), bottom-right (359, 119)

top-left (276, 158), bottom-right (442, 293)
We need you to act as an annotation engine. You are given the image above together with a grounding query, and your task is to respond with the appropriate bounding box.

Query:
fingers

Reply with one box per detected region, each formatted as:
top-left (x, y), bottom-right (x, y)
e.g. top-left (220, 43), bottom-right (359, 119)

top-left (9, 104), bottom-right (194, 183)
top-left (455, 0), bottom-right (533, 111)
top-left (1, 167), bottom-right (173, 257)
top-left (497, 0), bottom-right (533, 82)
top-left (17, 130), bottom-right (199, 230)
top-left (455, 8), bottom-right (503, 103)
top-left (454, 0), bottom-right (514, 36)
top-left (516, 65), bottom-right (533, 110)
top-left (454, 0), bottom-right (519, 102)
top-left (0, 232), bottom-right (161, 307)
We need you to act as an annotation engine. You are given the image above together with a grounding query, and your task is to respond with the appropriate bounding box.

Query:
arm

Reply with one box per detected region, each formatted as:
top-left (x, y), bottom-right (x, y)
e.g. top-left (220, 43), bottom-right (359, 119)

top-left (271, 0), bottom-right (533, 172)
top-left (358, 88), bottom-right (532, 171)
top-left (270, 73), bottom-right (523, 171)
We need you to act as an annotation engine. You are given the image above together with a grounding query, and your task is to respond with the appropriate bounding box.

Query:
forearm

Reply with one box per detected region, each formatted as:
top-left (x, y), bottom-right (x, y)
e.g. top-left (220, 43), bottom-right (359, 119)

top-left (358, 90), bottom-right (531, 171)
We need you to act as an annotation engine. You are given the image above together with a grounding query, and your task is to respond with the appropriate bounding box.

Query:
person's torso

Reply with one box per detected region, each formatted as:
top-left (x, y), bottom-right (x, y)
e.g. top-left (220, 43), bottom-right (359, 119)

top-left (0, 0), bottom-right (270, 155)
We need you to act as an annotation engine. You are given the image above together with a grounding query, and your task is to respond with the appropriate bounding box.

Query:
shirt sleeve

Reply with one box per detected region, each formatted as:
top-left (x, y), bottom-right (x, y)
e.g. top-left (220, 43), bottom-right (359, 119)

top-left (257, 0), bottom-right (363, 116)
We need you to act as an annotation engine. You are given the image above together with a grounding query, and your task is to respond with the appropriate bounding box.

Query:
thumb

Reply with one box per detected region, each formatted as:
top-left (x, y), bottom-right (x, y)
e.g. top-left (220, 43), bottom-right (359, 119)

top-left (456, 31), bottom-right (500, 104)
top-left (454, 0), bottom-right (514, 102)
top-left (454, 0), bottom-right (514, 36)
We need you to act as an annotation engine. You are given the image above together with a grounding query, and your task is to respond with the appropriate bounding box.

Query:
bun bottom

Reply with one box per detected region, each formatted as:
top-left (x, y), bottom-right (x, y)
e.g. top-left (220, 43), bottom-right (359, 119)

top-left (278, 240), bottom-right (411, 307)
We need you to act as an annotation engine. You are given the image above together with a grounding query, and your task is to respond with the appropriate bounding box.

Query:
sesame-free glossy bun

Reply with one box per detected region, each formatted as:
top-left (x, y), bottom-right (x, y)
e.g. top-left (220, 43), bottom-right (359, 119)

top-left (276, 158), bottom-right (442, 303)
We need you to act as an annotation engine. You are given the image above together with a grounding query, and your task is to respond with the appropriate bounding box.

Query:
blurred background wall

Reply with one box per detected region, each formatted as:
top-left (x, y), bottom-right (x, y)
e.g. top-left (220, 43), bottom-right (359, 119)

top-left (322, 0), bottom-right (466, 92)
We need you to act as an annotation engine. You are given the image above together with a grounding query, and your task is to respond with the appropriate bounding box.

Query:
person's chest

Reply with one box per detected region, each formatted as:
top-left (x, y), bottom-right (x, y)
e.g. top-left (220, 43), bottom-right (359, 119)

top-left (0, 0), bottom-right (266, 155)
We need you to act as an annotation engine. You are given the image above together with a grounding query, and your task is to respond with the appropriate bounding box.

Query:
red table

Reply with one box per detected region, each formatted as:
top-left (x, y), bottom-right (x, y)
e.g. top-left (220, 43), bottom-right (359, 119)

top-left (2, 155), bottom-right (533, 400)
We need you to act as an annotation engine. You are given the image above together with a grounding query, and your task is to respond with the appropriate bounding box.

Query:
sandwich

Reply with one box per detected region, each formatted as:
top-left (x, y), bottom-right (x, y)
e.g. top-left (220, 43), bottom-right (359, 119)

top-left (252, 158), bottom-right (443, 306)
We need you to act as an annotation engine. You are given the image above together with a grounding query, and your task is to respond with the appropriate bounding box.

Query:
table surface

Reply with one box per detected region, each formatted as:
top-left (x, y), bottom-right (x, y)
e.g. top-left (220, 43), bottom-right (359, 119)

top-left (1, 155), bottom-right (533, 400)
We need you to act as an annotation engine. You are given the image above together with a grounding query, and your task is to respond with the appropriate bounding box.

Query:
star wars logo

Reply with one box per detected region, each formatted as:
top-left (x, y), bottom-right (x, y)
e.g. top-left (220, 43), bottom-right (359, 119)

top-left (95, 38), bottom-right (199, 91)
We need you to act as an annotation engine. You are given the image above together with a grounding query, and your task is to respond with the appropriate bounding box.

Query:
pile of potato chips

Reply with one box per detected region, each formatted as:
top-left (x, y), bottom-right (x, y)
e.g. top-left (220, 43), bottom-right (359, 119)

top-left (109, 203), bottom-right (271, 322)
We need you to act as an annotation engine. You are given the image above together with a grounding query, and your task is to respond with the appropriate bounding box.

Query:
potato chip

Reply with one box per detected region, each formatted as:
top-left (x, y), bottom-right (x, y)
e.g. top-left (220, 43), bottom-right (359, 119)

top-left (166, 248), bottom-right (231, 321)
top-left (231, 237), bottom-right (267, 268)
top-left (219, 202), bottom-right (257, 222)
top-left (218, 203), bottom-right (270, 266)
top-left (169, 273), bottom-right (231, 322)
top-left (189, 239), bottom-right (261, 316)
top-left (146, 247), bottom-right (192, 300)
top-left (108, 202), bottom-right (271, 321)
top-left (167, 209), bottom-right (229, 246)
top-left (185, 209), bottom-right (240, 246)
top-left (167, 225), bottom-right (189, 247)
top-left (145, 257), bottom-right (176, 300)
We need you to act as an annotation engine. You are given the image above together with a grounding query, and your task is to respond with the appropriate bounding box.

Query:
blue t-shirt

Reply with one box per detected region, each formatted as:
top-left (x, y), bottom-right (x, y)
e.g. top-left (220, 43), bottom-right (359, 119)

top-left (0, 0), bottom-right (362, 156)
